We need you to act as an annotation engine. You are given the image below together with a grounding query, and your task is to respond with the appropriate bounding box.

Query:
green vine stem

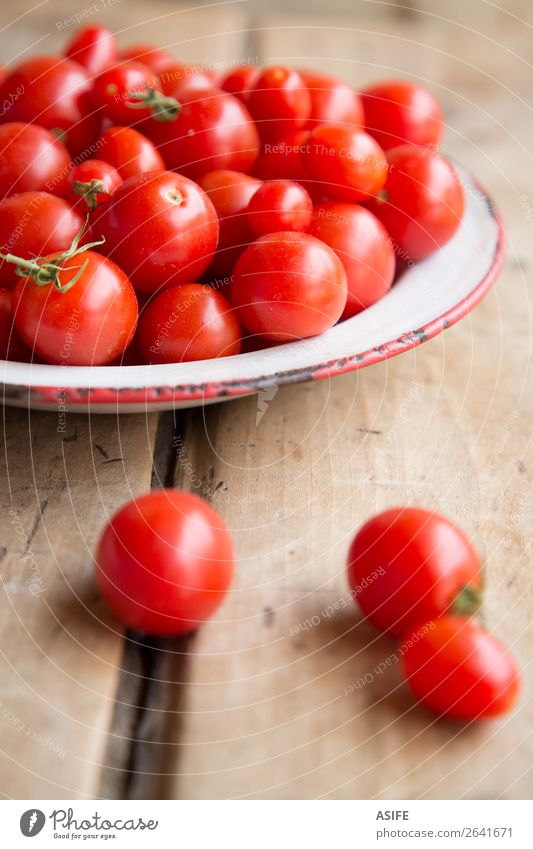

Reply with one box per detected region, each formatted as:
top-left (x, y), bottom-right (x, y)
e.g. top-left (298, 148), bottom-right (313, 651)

top-left (72, 178), bottom-right (108, 211)
top-left (125, 86), bottom-right (181, 122)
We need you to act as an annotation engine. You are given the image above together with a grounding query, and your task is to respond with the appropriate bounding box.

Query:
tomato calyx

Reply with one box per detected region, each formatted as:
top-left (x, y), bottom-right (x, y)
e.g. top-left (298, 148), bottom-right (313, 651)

top-left (451, 583), bottom-right (484, 618)
top-left (125, 86), bottom-right (181, 121)
top-left (72, 178), bottom-right (108, 210)
top-left (0, 217), bottom-right (105, 293)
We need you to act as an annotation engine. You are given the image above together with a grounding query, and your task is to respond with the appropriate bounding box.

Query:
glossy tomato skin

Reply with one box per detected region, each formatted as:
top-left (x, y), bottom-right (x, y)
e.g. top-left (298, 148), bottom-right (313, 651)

top-left (347, 507), bottom-right (482, 638)
top-left (246, 66), bottom-right (311, 143)
top-left (64, 25), bottom-right (117, 76)
top-left (299, 69), bottom-right (364, 128)
top-left (197, 169), bottom-right (260, 277)
top-left (91, 60), bottom-right (159, 124)
top-left (361, 80), bottom-right (443, 152)
top-left (12, 251), bottom-right (138, 366)
top-left (221, 65), bottom-right (260, 103)
top-left (0, 192), bottom-right (85, 288)
top-left (301, 125), bottom-right (387, 203)
top-left (402, 617), bottom-right (521, 720)
top-left (231, 231), bottom-right (347, 341)
top-left (96, 125), bottom-right (164, 179)
top-left (137, 283), bottom-right (242, 363)
top-left (0, 56), bottom-right (101, 157)
top-left (368, 145), bottom-right (465, 261)
top-left (96, 489), bottom-right (235, 636)
top-left (97, 170), bottom-right (219, 294)
top-left (0, 123), bottom-right (71, 198)
top-left (65, 159), bottom-right (122, 209)
top-left (308, 202), bottom-right (395, 318)
top-left (158, 63), bottom-right (214, 95)
top-left (246, 180), bottom-right (312, 236)
top-left (143, 84), bottom-right (260, 179)
top-left (0, 288), bottom-right (31, 361)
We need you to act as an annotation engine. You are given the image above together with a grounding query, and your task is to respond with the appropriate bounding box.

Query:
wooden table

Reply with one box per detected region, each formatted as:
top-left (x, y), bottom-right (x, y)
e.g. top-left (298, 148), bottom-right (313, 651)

top-left (1, 0), bottom-right (531, 800)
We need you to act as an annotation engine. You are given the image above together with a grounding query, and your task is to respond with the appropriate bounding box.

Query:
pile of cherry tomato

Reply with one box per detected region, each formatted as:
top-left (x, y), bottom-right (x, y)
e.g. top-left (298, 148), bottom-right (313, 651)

top-left (0, 24), bottom-right (466, 366)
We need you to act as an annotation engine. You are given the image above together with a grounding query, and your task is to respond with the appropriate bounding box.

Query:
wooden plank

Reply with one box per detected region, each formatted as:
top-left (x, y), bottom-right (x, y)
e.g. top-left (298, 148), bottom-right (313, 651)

top-left (0, 408), bottom-right (159, 798)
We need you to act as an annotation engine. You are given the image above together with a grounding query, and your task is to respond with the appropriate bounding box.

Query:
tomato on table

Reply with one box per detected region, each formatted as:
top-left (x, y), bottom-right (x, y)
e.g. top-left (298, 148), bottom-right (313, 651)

top-left (361, 80), bottom-right (443, 152)
top-left (368, 145), bottom-right (465, 261)
top-left (401, 616), bottom-right (521, 720)
top-left (97, 170), bottom-right (219, 295)
top-left (95, 126), bottom-right (165, 179)
top-left (246, 180), bottom-right (313, 236)
top-left (231, 231), bottom-right (347, 341)
top-left (0, 123), bottom-right (72, 198)
top-left (246, 66), bottom-right (311, 142)
top-left (137, 283), bottom-right (242, 364)
top-left (64, 25), bottom-right (117, 75)
top-left (64, 159), bottom-right (122, 210)
top-left (301, 125), bottom-right (387, 203)
top-left (347, 507), bottom-right (482, 637)
top-left (96, 489), bottom-right (235, 636)
top-left (299, 69), bottom-right (364, 128)
top-left (308, 202), bottom-right (395, 318)
top-left (0, 192), bottom-right (85, 289)
top-left (197, 169), bottom-right (261, 277)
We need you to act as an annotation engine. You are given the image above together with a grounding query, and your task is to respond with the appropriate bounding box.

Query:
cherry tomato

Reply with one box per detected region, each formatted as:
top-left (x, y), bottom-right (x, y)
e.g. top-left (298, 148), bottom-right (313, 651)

top-left (253, 129), bottom-right (309, 183)
top-left (0, 288), bottom-right (31, 361)
top-left (96, 489), bottom-right (235, 636)
top-left (361, 80), bottom-right (443, 152)
top-left (12, 250), bottom-right (138, 366)
top-left (96, 125), bottom-right (164, 179)
top-left (119, 43), bottom-right (176, 74)
top-left (347, 507), bottom-right (482, 638)
top-left (90, 60), bottom-right (161, 124)
top-left (137, 283), bottom-right (241, 363)
top-left (197, 169), bottom-right (260, 277)
top-left (0, 55), bottom-right (101, 157)
top-left (64, 25), bottom-right (117, 76)
top-left (220, 65), bottom-right (260, 103)
top-left (301, 125), bottom-right (387, 203)
top-left (97, 170), bottom-right (219, 294)
top-left (65, 159), bottom-right (122, 210)
top-left (369, 145), bottom-right (464, 261)
top-left (158, 63), bottom-right (214, 96)
top-left (246, 180), bottom-right (312, 236)
top-left (402, 617), bottom-right (521, 720)
top-left (231, 231), bottom-right (347, 341)
top-left (142, 84), bottom-right (259, 180)
top-left (299, 69), bottom-right (364, 128)
top-left (308, 202), bottom-right (395, 318)
top-left (246, 66), bottom-right (311, 142)
top-left (0, 122), bottom-right (71, 198)
top-left (0, 192), bottom-right (84, 289)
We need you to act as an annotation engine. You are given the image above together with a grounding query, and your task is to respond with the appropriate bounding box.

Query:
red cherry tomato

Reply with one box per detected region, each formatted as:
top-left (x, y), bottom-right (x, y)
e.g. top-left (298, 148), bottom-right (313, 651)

top-left (96, 489), bottom-right (235, 636)
top-left (298, 69), bottom-right (364, 128)
top-left (0, 55), bottom-right (101, 156)
top-left (369, 145), bottom-right (464, 261)
top-left (308, 202), bottom-right (395, 318)
top-left (246, 180), bottom-right (312, 236)
top-left (95, 125), bottom-right (164, 179)
top-left (12, 250), bottom-right (138, 366)
top-left (220, 65), bottom-right (260, 103)
top-left (119, 43), bottom-right (176, 74)
top-left (231, 231), bottom-right (347, 341)
top-left (137, 283), bottom-right (242, 363)
top-left (197, 169), bottom-right (260, 277)
top-left (64, 25), bottom-right (117, 76)
top-left (91, 60), bottom-right (161, 124)
top-left (65, 159), bottom-right (122, 210)
top-left (97, 170), bottom-right (219, 295)
top-left (301, 125), bottom-right (387, 203)
top-left (0, 288), bottom-right (31, 361)
top-left (361, 80), bottom-right (443, 152)
top-left (246, 66), bottom-right (311, 142)
top-left (142, 84), bottom-right (259, 180)
top-left (158, 63), bottom-right (214, 95)
top-left (0, 192), bottom-right (84, 288)
top-left (347, 507), bottom-right (482, 638)
top-left (0, 122), bottom-right (71, 198)
top-left (402, 617), bottom-right (521, 720)
top-left (253, 129), bottom-right (309, 183)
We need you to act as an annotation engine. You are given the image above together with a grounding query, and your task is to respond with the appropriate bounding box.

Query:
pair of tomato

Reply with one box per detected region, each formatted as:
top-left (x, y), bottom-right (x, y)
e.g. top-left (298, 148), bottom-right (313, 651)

top-left (347, 508), bottom-right (521, 720)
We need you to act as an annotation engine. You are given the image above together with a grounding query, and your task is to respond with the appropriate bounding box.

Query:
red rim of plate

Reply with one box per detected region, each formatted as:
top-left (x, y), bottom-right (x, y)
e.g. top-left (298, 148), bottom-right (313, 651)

top-left (1, 198), bottom-right (505, 409)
